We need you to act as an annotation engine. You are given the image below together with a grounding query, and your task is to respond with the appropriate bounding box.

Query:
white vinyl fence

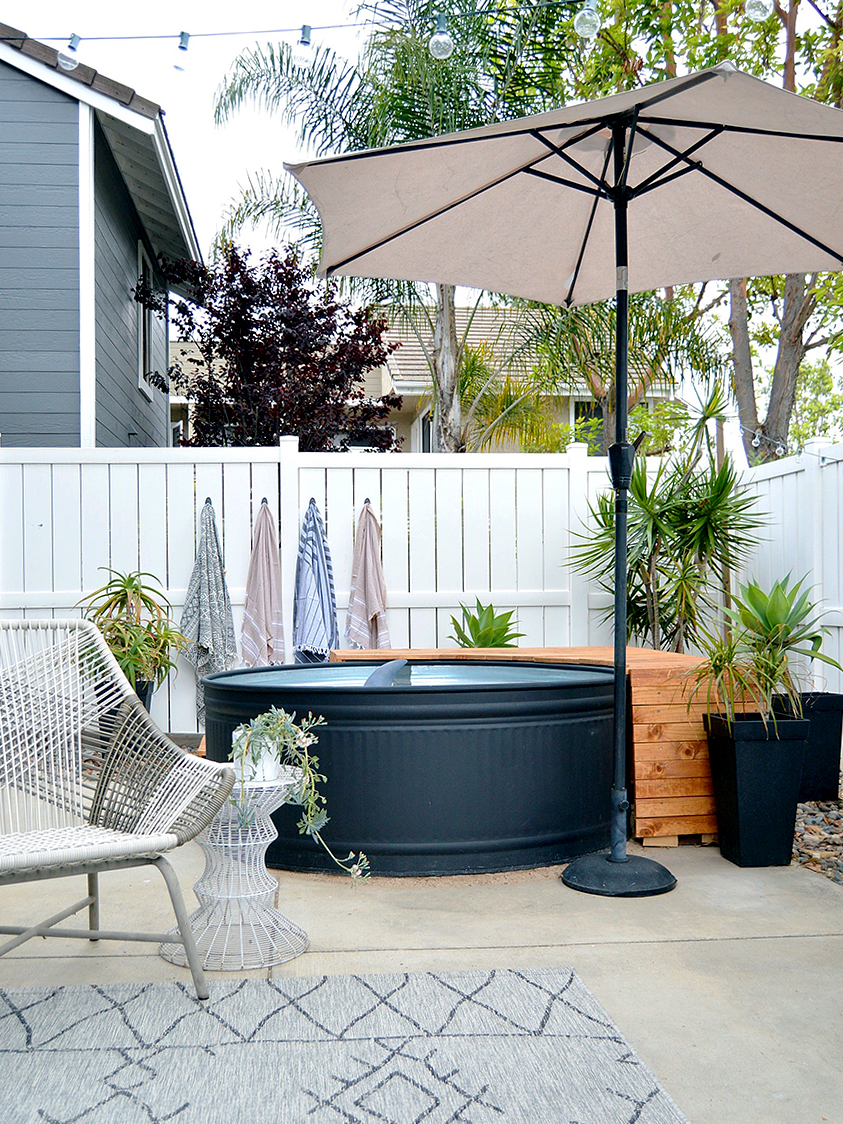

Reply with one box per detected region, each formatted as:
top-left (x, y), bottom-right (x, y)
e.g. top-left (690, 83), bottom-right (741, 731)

top-left (7, 436), bottom-right (841, 731)
top-left (739, 438), bottom-right (843, 693)
top-left (0, 440), bottom-right (617, 732)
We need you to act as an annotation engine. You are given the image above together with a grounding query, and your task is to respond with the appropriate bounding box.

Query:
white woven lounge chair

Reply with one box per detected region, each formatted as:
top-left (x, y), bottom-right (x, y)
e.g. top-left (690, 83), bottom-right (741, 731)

top-left (0, 619), bottom-right (234, 999)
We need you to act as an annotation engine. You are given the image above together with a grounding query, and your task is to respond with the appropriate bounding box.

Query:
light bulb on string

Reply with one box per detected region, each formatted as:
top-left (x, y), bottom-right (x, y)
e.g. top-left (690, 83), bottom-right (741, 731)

top-left (574, 0), bottom-right (602, 40)
top-left (292, 25), bottom-right (313, 68)
top-left (776, 443), bottom-right (786, 457)
top-left (428, 13), bottom-right (455, 59)
top-left (752, 432), bottom-right (762, 448)
top-left (745, 0), bottom-right (774, 21)
top-left (57, 33), bottom-right (81, 72)
top-left (174, 31), bottom-right (189, 72)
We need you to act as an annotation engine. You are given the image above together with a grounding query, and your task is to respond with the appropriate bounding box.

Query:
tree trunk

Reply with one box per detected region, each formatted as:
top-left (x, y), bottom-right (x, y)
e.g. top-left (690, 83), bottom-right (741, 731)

top-left (766, 273), bottom-right (814, 453)
top-left (729, 278), bottom-right (758, 462)
top-left (431, 283), bottom-right (462, 451)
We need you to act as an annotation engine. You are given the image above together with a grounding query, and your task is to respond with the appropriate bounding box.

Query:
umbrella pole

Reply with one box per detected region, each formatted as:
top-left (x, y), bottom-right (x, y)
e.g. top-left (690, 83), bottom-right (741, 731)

top-left (562, 119), bottom-right (676, 897)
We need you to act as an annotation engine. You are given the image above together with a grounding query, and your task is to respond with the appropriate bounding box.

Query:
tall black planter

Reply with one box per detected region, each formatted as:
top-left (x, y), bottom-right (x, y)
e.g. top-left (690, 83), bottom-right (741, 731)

top-left (704, 714), bottom-right (809, 868)
top-left (774, 693), bottom-right (843, 802)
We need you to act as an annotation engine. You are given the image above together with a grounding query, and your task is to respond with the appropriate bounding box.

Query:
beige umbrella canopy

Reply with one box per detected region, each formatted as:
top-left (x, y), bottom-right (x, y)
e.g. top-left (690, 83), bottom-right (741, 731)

top-left (287, 62), bottom-right (843, 304)
top-left (286, 62), bottom-right (843, 896)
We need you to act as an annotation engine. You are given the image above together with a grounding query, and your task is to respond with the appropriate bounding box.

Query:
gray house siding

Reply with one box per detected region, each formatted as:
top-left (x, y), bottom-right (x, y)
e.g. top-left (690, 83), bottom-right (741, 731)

top-left (0, 61), bottom-right (80, 446)
top-left (94, 121), bottom-right (168, 448)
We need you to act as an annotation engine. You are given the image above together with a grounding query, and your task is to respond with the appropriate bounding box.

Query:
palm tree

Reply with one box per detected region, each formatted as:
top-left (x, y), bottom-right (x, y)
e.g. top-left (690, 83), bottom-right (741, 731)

top-left (524, 293), bottom-right (731, 454)
top-left (214, 0), bottom-right (577, 451)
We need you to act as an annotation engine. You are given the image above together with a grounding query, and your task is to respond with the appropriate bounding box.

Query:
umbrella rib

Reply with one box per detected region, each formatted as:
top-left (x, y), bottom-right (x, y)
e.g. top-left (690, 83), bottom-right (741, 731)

top-left (522, 168), bottom-right (606, 198)
top-left (643, 129), bottom-right (843, 265)
top-left (641, 113), bottom-right (843, 146)
top-left (564, 138), bottom-right (615, 307)
top-left (631, 125), bottom-right (724, 196)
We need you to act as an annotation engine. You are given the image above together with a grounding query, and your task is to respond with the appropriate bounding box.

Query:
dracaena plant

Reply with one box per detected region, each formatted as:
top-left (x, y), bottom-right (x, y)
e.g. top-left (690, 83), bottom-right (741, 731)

top-left (449, 598), bottom-right (524, 648)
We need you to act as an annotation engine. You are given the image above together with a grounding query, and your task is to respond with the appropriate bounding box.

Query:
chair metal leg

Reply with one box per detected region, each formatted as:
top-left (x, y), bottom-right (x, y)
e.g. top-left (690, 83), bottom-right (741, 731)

top-left (87, 873), bottom-right (100, 939)
top-left (152, 856), bottom-right (209, 1001)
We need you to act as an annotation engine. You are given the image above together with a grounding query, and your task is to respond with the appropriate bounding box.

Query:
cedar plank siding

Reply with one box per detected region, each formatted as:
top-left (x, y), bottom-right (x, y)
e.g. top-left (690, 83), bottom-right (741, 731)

top-left (93, 120), bottom-right (168, 447)
top-left (0, 61), bottom-right (79, 446)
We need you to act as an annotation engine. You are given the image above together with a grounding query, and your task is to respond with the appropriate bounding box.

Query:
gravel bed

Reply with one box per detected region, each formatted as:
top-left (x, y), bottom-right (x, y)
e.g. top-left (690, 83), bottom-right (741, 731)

top-left (793, 778), bottom-right (843, 885)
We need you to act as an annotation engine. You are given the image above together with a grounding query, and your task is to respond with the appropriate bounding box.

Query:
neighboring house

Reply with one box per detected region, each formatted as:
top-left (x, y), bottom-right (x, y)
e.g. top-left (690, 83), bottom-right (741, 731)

top-left (0, 24), bottom-right (201, 448)
top-left (380, 307), bottom-right (675, 452)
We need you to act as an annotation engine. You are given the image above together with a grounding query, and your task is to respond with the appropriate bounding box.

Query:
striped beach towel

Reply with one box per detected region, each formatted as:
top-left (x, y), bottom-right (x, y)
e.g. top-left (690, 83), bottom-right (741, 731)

top-left (293, 498), bottom-right (338, 664)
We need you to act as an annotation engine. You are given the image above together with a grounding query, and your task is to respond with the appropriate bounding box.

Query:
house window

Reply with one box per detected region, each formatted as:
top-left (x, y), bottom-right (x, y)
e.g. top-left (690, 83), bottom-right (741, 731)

top-left (421, 412), bottom-right (432, 453)
top-left (137, 245), bottom-right (154, 401)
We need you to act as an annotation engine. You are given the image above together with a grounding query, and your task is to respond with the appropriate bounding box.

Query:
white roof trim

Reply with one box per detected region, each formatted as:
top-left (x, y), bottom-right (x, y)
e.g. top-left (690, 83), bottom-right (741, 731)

top-left (150, 120), bottom-right (201, 263)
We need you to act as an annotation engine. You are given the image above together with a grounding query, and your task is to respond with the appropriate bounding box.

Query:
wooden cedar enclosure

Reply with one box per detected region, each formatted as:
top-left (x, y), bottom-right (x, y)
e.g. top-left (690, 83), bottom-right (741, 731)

top-left (330, 647), bottom-right (715, 844)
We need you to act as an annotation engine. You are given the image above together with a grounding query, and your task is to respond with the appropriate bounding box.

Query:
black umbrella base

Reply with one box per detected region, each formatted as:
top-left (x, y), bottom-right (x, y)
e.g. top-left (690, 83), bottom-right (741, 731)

top-left (561, 852), bottom-right (677, 897)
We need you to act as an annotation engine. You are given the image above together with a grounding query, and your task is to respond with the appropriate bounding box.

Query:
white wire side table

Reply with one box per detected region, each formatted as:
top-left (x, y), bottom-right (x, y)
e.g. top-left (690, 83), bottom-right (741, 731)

top-left (159, 772), bottom-right (309, 971)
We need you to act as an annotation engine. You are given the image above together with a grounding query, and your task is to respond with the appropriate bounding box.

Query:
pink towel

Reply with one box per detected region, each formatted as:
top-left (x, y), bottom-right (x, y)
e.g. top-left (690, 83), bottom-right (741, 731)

top-left (241, 501), bottom-right (285, 666)
top-left (345, 502), bottom-right (390, 650)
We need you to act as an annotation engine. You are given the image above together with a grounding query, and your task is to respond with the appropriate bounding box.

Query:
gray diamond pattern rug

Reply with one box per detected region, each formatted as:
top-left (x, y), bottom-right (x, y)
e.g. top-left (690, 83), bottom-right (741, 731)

top-left (0, 968), bottom-right (689, 1124)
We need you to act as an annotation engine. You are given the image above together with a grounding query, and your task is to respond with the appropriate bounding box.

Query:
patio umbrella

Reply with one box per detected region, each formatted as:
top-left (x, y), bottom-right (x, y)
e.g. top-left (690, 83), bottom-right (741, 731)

top-left (346, 499), bottom-right (391, 650)
top-left (241, 499), bottom-right (285, 667)
top-left (180, 499), bottom-right (238, 723)
top-left (293, 498), bottom-right (339, 664)
top-left (287, 62), bottom-right (843, 896)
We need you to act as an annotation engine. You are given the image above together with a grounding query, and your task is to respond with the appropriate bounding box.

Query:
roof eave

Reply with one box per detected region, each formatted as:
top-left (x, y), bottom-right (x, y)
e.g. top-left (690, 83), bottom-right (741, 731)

top-left (0, 26), bottom-right (202, 266)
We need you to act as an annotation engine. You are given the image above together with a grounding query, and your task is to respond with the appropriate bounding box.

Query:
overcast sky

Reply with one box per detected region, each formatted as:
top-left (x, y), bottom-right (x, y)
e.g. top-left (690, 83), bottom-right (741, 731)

top-left (8, 1), bottom-right (367, 256)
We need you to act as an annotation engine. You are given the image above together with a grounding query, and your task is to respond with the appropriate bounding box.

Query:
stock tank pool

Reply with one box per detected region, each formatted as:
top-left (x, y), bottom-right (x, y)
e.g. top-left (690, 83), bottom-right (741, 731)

top-left (203, 659), bottom-right (614, 876)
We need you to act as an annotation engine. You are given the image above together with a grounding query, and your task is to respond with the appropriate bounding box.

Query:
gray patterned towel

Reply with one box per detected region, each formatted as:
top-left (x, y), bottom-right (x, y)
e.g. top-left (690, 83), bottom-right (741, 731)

top-left (180, 499), bottom-right (238, 722)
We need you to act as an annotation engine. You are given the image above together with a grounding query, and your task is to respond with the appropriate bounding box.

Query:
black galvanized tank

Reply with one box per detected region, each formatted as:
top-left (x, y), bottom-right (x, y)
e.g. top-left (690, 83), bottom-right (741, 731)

top-left (203, 660), bottom-right (614, 876)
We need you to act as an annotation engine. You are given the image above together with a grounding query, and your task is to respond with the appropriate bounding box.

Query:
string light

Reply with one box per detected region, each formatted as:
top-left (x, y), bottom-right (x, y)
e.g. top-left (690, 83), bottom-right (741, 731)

top-left (56, 32), bottom-right (81, 72)
top-left (174, 31), bottom-right (189, 72)
top-left (34, 3), bottom-right (767, 59)
top-left (429, 13), bottom-right (456, 58)
top-left (573, 0), bottom-right (601, 39)
top-left (741, 425), bottom-right (792, 458)
top-left (428, 13), bottom-right (455, 58)
top-left (35, 5), bottom-right (579, 51)
top-left (745, 0), bottom-right (775, 21)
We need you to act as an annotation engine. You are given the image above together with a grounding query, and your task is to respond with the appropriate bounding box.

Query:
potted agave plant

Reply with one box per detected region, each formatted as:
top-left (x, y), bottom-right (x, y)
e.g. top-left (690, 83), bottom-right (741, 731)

top-left (229, 707), bottom-right (369, 880)
top-left (78, 568), bottom-right (187, 709)
top-left (690, 574), bottom-right (841, 867)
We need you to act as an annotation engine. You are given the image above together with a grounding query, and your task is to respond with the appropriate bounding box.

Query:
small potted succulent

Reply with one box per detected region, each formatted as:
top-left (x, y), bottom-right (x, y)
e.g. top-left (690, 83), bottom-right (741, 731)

top-left (229, 707), bottom-right (369, 880)
top-left (689, 574), bottom-right (841, 867)
top-left (78, 568), bottom-right (187, 709)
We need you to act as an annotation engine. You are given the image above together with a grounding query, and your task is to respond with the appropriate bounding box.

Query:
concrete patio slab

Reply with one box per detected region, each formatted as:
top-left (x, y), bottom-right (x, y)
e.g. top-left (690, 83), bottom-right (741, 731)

top-left (1, 841), bottom-right (840, 1124)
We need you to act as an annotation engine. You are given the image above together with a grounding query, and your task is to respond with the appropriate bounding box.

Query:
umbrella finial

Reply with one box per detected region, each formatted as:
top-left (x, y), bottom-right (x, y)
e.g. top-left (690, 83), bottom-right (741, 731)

top-left (364, 497), bottom-right (371, 504)
top-left (261, 497), bottom-right (268, 504)
top-left (205, 497), bottom-right (212, 505)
